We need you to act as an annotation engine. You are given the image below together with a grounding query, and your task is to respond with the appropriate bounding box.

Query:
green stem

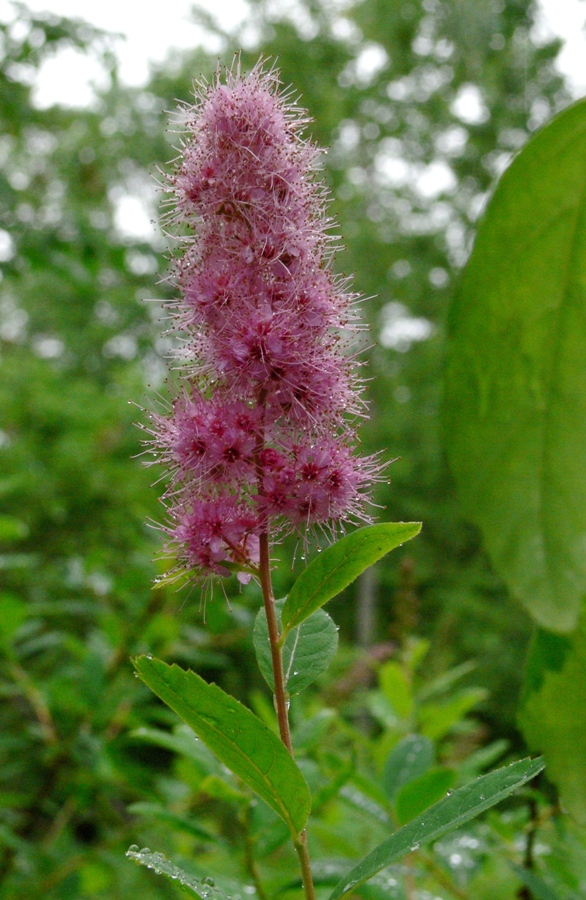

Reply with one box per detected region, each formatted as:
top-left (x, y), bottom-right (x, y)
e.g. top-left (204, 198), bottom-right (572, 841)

top-left (258, 531), bottom-right (316, 900)
top-left (259, 532), bottom-right (293, 752)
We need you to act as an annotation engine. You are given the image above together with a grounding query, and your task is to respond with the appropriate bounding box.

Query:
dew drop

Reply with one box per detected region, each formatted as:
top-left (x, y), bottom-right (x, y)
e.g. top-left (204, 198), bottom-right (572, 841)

top-left (410, 842), bottom-right (420, 851)
top-left (128, 844), bottom-right (139, 853)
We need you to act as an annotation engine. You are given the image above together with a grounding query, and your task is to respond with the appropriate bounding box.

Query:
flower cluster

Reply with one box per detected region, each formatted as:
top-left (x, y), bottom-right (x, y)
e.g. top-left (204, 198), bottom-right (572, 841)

top-left (148, 59), bottom-right (380, 582)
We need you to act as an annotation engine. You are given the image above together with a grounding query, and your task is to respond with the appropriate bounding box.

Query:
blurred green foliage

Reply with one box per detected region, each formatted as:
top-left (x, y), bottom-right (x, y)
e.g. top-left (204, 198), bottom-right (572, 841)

top-left (1, 0), bottom-right (584, 897)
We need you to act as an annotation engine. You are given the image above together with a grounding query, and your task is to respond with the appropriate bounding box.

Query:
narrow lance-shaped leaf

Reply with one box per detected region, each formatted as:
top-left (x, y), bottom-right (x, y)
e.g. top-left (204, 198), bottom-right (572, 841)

top-left (281, 523), bottom-right (421, 637)
top-left (134, 656), bottom-right (311, 836)
top-left (254, 600), bottom-right (338, 694)
top-left (443, 97), bottom-right (586, 632)
top-left (394, 767), bottom-right (456, 825)
top-left (328, 756), bottom-right (545, 900)
top-left (126, 846), bottom-right (237, 898)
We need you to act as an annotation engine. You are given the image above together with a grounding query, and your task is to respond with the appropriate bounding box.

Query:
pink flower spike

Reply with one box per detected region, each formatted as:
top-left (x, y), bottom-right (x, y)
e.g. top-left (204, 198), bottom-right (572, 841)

top-left (145, 57), bottom-right (385, 586)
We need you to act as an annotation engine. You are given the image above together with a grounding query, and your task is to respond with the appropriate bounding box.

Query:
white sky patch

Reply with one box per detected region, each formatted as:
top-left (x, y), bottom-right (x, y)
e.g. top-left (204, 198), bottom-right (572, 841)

top-left (415, 160), bottom-right (456, 198)
top-left (112, 193), bottom-right (155, 241)
top-left (380, 301), bottom-right (434, 352)
top-left (374, 151), bottom-right (411, 188)
top-left (103, 333), bottom-right (138, 359)
top-left (33, 45), bottom-right (110, 108)
top-left (339, 41), bottom-right (389, 87)
top-left (536, 0), bottom-right (586, 96)
top-left (354, 42), bottom-right (388, 83)
top-left (1, 0), bottom-right (584, 107)
top-left (434, 124), bottom-right (468, 156)
top-left (451, 83), bottom-right (489, 125)
top-left (0, 0), bottom-right (250, 105)
top-left (0, 229), bottom-right (15, 262)
top-left (32, 334), bottom-right (65, 358)
top-left (0, 296), bottom-right (28, 342)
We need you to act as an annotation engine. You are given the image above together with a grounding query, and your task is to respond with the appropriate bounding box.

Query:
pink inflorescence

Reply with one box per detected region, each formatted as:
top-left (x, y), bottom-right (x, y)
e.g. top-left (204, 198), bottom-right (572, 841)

top-left (147, 58), bottom-right (381, 582)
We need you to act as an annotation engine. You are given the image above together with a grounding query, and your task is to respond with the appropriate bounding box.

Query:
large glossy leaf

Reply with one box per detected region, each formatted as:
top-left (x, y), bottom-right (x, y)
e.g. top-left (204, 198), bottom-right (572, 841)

top-left (443, 98), bottom-right (586, 632)
top-left (254, 600), bottom-right (338, 694)
top-left (134, 656), bottom-right (311, 835)
top-left (519, 607), bottom-right (586, 825)
top-left (328, 756), bottom-right (545, 900)
top-left (281, 523), bottom-right (421, 636)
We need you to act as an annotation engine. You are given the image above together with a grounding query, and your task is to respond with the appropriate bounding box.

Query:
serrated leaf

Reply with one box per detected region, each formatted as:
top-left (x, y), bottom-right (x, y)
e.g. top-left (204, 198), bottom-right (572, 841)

top-left (254, 600), bottom-right (338, 695)
top-left (126, 846), bottom-right (236, 898)
top-left (394, 767), bottom-right (456, 824)
top-left (134, 656), bottom-right (311, 835)
top-left (281, 523), bottom-right (421, 635)
top-left (443, 97), bottom-right (586, 632)
top-left (382, 734), bottom-right (435, 801)
top-left (328, 756), bottom-right (545, 900)
top-left (519, 608), bottom-right (586, 825)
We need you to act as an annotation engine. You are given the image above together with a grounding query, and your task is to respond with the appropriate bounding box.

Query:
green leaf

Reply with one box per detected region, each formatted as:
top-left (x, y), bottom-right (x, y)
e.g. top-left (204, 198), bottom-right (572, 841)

top-left (128, 802), bottom-right (220, 843)
top-left (510, 864), bottom-right (562, 900)
top-left (457, 739), bottom-right (509, 778)
top-left (519, 607), bottom-right (586, 825)
top-left (394, 767), bottom-right (456, 824)
top-left (379, 661), bottom-right (414, 719)
top-left (382, 734), bottom-right (435, 801)
top-left (0, 593), bottom-right (27, 645)
top-left (126, 846), bottom-right (235, 898)
top-left (131, 724), bottom-right (224, 775)
top-left (0, 515), bottom-right (28, 543)
top-left (281, 523), bottom-right (421, 635)
top-left (417, 660), bottom-right (477, 703)
top-left (328, 756), bottom-right (545, 900)
top-left (419, 687), bottom-right (487, 741)
top-left (443, 97), bottom-right (586, 632)
top-left (521, 628), bottom-right (572, 700)
top-left (134, 656), bottom-right (311, 835)
top-left (254, 600), bottom-right (338, 695)
top-left (199, 774), bottom-right (249, 804)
